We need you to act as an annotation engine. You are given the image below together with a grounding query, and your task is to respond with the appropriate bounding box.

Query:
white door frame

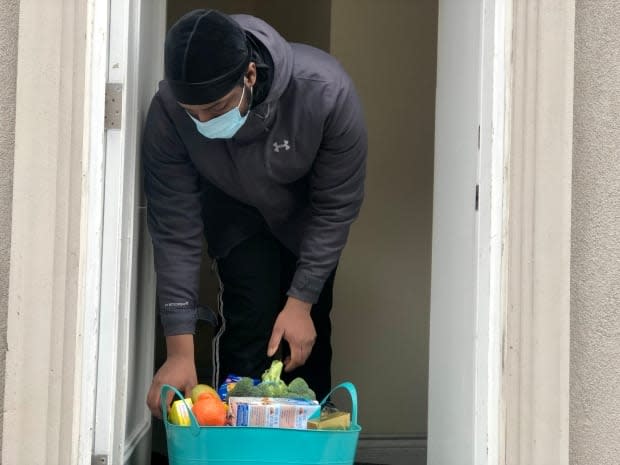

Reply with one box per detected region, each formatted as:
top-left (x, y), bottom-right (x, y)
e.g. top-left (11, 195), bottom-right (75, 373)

top-left (427, 0), bottom-right (506, 463)
top-left (76, 0), bottom-right (110, 461)
top-left (2, 0), bottom-right (574, 465)
top-left (83, 0), bottom-right (508, 462)
top-left (2, 0), bottom-right (574, 464)
top-left (81, 0), bottom-right (165, 463)
top-left (427, 0), bottom-right (575, 463)
top-left (502, 1), bottom-right (574, 463)
top-left (475, 0), bottom-right (508, 463)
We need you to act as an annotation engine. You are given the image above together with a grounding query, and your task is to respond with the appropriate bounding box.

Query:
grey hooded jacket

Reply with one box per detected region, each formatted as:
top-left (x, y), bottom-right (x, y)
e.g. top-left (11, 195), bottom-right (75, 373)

top-left (143, 14), bottom-right (367, 336)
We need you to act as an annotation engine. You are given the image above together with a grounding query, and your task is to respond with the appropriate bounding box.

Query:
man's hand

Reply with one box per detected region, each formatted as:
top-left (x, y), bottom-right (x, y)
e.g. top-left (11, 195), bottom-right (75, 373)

top-left (147, 335), bottom-right (197, 418)
top-left (267, 296), bottom-right (316, 372)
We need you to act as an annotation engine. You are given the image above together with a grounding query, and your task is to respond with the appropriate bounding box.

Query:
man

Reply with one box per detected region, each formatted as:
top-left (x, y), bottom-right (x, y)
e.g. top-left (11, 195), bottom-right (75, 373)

top-left (144, 9), bottom-right (367, 417)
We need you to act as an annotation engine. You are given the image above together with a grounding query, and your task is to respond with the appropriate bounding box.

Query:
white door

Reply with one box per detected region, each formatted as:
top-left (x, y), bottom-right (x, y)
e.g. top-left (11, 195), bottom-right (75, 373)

top-left (91, 0), bottom-right (166, 463)
top-left (428, 0), bottom-right (504, 464)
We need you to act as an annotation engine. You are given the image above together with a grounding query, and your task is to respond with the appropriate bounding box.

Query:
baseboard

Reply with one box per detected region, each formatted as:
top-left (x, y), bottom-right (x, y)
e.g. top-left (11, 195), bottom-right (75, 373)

top-left (355, 434), bottom-right (427, 465)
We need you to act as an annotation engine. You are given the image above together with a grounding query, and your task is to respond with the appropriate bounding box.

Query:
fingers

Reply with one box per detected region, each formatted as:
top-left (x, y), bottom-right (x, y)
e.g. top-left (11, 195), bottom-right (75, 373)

top-left (272, 306), bottom-right (316, 372)
top-left (146, 356), bottom-right (197, 421)
top-left (147, 380), bottom-right (182, 419)
top-left (267, 324), bottom-right (284, 357)
top-left (284, 347), bottom-right (303, 372)
top-left (284, 341), bottom-right (313, 372)
top-left (147, 382), bottom-right (163, 419)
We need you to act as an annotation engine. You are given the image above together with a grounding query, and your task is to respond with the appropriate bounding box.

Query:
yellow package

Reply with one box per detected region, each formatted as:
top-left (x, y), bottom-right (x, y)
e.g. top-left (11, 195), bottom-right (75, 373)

top-left (307, 411), bottom-right (351, 430)
top-left (169, 398), bottom-right (193, 426)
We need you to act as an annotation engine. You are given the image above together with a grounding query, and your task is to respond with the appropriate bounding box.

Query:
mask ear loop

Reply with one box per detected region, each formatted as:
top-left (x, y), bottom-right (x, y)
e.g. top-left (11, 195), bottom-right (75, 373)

top-left (242, 81), bottom-right (254, 116)
top-left (235, 84), bottom-right (246, 109)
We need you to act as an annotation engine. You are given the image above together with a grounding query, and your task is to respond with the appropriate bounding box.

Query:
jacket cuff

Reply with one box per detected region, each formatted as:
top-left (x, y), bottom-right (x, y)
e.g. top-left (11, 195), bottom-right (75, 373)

top-left (160, 307), bottom-right (198, 336)
top-left (286, 269), bottom-right (325, 305)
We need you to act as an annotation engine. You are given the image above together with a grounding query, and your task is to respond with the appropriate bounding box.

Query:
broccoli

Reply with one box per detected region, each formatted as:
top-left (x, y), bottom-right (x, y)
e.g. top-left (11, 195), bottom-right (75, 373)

top-left (254, 360), bottom-right (288, 397)
top-left (228, 377), bottom-right (258, 398)
top-left (261, 360), bottom-right (284, 383)
top-left (287, 377), bottom-right (316, 401)
top-left (255, 380), bottom-right (288, 398)
top-left (252, 360), bottom-right (316, 399)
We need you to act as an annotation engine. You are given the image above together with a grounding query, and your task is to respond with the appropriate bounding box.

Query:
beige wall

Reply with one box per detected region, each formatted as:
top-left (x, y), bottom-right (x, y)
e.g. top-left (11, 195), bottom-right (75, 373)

top-left (0, 0), bottom-right (18, 450)
top-left (168, 0), bottom-right (331, 51)
top-left (2, 0), bottom-right (86, 460)
top-left (168, 0), bottom-right (258, 27)
top-left (330, 0), bottom-right (436, 435)
top-left (571, 1), bottom-right (620, 463)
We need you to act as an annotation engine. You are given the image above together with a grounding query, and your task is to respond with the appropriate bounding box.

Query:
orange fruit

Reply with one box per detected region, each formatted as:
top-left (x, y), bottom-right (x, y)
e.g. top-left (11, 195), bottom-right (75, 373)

top-left (197, 390), bottom-right (221, 402)
top-left (192, 396), bottom-right (227, 426)
top-left (190, 384), bottom-right (219, 403)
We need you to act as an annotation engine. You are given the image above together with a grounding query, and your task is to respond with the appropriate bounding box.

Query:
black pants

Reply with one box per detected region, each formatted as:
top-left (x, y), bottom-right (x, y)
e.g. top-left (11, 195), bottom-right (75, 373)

top-left (211, 230), bottom-right (335, 401)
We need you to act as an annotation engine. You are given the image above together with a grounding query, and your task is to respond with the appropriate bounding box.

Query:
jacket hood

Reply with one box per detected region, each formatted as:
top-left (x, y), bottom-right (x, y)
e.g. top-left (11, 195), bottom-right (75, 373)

top-left (231, 14), bottom-right (293, 106)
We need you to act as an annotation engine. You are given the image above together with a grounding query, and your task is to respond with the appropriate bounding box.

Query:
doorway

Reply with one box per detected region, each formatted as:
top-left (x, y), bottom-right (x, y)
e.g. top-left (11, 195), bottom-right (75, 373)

top-left (146, 2), bottom-right (437, 464)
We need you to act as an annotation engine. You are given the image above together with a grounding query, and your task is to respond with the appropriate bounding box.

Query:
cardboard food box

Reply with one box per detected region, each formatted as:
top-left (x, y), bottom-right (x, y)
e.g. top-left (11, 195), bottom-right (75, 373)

top-left (307, 411), bottom-right (351, 430)
top-left (169, 398), bottom-right (193, 426)
top-left (228, 397), bottom-right (320, 429)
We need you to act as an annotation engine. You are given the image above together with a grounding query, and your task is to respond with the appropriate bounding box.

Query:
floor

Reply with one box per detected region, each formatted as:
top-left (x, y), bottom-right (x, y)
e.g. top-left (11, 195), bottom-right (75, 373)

top-left (152, 453), bottom-right (388, 464)
top-left (151, 452), bottom-right (425, 465)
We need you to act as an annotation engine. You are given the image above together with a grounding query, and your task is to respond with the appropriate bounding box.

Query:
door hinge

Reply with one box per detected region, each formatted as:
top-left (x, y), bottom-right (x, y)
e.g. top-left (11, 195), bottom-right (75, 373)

top-left (92, 455), bottom-right (108, 465)
top-left (475, 184), bottom-right (480, 211)
top-left (477, 124), bottom-right (481, 149)
top-left (104, 83), bottom-right (123, 129)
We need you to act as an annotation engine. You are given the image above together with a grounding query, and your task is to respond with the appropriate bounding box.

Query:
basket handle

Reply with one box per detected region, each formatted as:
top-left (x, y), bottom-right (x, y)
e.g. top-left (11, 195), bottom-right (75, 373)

top-left (160, 384), bottom-right (201, 437)
top-left (318, 381), bottom-right (359, 426)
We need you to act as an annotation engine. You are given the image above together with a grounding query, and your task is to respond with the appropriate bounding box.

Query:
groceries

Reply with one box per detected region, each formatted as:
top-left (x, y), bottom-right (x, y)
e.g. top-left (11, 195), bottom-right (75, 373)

top-left (191, 384), bottom-right (220, 403)
top-left (167, 361), bottom-right (351, 431)
top-left (192, 394), bottom-right (227, 426)
top-left (217, 374), bottom-right (260, 402)
top-left (168, 398), bottom-right (193, 426)
top-left (307, 411), bottom-right (351, 430)
top-left (221, 360), bottom-right (316, 401)
top-left (228, 396), bottom-right (319, 428)
top-left (161, 382), bottom-right (361, 465)
top-left (168, 392), bottom-right (227, 426)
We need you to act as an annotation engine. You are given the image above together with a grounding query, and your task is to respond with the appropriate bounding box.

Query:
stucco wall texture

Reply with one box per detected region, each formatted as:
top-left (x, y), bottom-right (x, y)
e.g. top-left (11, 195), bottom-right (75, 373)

top-left (0, 0), bottom-right (18, 450)
top-left (571, 1), bottom-right (620, 463)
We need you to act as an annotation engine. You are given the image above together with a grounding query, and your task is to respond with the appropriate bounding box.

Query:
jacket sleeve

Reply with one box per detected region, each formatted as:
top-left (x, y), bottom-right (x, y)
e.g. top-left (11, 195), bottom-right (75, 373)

top-left (287, 75), bottom-right (368, 303)
top-left (142, 94), bottom-right (204, 336)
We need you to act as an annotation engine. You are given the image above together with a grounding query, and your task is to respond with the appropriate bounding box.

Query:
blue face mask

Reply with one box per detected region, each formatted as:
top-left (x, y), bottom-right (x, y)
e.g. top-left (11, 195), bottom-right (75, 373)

top-left (189, 85), bottom-right (250, 139)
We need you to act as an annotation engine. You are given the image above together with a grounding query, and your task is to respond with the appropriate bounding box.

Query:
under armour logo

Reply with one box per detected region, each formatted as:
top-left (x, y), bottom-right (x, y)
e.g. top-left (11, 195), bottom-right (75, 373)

top-left (273, 140), bottom-right (290, 153)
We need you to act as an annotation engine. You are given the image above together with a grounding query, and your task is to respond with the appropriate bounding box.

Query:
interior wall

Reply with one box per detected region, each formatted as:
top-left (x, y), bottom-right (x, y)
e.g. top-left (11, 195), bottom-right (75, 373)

top-left (168, 0), bottom-right (331, 51)
top-left (0, 0), bottom-right (19, 450)
top-left (330, 0), bottom-right (437, 436)
top-left (253, 0), bottom-right (331, 52)
top-left (571, 1), bottom-right (620, 463)
top-left (167, 0), bottom-right (257, 27)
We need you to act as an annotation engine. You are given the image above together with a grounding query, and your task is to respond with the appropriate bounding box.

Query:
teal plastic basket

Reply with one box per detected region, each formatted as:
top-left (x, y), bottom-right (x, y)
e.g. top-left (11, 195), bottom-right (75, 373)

top-left (161, 382), bottom-right (361, 465)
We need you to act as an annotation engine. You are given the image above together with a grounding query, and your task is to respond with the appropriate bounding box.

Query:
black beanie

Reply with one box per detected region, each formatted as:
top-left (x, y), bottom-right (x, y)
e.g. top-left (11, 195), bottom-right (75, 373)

top-left (165, 10), bottom-right (250, 105)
